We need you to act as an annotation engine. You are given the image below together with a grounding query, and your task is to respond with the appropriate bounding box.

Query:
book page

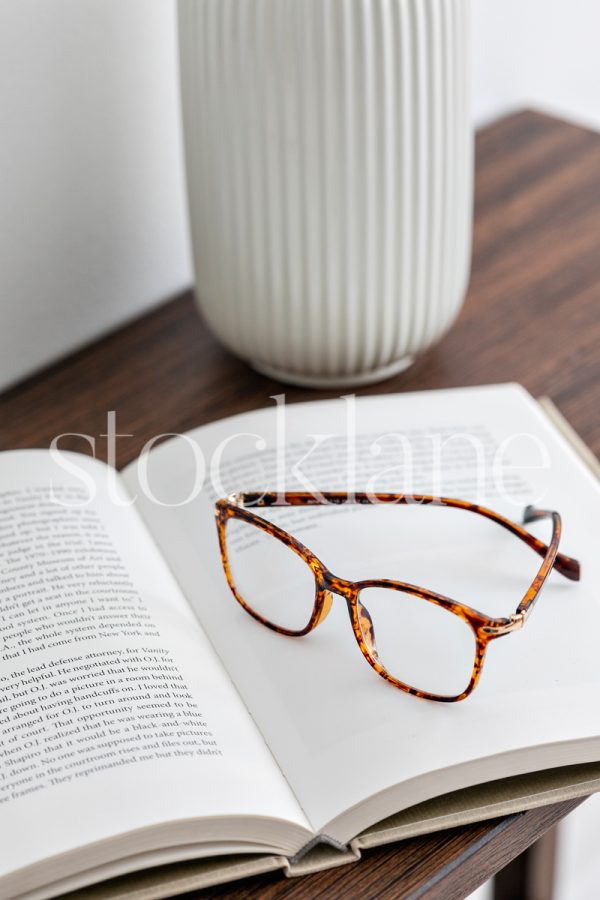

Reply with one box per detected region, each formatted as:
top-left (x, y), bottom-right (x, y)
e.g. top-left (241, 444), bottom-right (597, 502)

top-left (123, 384), bottom-right (600, 840)
top-left (0, 451), bottom-right (310, 893)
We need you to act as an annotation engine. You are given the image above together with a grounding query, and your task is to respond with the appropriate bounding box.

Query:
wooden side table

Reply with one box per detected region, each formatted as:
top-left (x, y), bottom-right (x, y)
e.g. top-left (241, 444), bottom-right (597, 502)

top-left (1, 110), bottom-right (599, 899)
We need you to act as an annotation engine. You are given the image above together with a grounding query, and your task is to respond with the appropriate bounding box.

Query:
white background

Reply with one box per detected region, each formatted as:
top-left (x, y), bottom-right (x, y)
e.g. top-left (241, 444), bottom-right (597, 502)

top-left (1, 0), bottom-right (600, 391)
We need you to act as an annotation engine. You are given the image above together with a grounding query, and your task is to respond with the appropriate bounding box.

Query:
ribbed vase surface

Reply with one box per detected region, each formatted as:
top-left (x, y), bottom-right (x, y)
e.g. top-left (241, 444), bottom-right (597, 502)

top-left (179, 0), bottom-right (473, 387)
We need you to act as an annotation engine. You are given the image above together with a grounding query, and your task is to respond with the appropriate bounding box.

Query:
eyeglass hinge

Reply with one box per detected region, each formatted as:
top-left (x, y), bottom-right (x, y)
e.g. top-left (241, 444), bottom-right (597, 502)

top-left (508, 612), bottom-right (525, 631)
top-left (483, 612), bottom-right (525, 636)
top-left (227, 492), bottom-right (245, 507)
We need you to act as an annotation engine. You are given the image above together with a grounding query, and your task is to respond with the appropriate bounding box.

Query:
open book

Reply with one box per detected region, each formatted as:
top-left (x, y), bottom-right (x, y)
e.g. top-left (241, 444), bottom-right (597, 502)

top-left (2, 383), bottom-right (600, 900)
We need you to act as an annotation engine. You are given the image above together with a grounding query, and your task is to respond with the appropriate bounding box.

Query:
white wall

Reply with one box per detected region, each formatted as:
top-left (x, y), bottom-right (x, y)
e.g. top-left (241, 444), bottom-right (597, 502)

top-left (473, 0), bottom-right (600, 131)
top-left (0, 0), bottom-right (192, 389)
top-left (1, 0), bottom-right (600, 390)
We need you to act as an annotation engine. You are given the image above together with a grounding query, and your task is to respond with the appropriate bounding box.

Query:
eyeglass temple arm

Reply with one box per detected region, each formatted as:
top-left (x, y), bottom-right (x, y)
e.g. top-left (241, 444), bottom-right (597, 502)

top-left (521, 505), bottom-right (580, 583)
top-left (508, 505), bottom-right (580, 625)
top-left (236, 491), bottom-right (581, 584)
top-left (511, 507), bottom-right (580, 624)
top-left (490, 506), bottom-right (579, 633)
top-left (473, 503), bottom-right (579, 584)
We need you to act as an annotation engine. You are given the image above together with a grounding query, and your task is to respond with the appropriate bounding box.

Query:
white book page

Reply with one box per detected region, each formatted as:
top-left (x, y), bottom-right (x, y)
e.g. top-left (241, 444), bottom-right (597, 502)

top-left (0, 452), bottom-right (310, 891)
top-left (123, 384), bottom-right (600, 840)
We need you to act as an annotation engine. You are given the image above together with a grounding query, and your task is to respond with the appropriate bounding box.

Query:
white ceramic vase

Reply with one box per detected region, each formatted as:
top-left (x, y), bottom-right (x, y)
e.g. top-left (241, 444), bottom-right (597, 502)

top-left (178, 0), bottom-right (473, 388)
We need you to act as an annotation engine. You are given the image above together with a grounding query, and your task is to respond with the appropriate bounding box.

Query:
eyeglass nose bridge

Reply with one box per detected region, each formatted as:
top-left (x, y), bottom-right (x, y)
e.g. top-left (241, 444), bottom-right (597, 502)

top-left (320, 569), bottom-right (357, 602)
top-left (317, 571), bottom-right (379, 660)
top-left (312, 571), bottom-right (356, 626)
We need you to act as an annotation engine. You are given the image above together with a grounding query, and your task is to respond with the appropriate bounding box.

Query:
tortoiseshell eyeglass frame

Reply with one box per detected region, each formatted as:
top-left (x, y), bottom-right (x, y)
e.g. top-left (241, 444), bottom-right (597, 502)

top-left (215, 492), bottom-right (581, 703)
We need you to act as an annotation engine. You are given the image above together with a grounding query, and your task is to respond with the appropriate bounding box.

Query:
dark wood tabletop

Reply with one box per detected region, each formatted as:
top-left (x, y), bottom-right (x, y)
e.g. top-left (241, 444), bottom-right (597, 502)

top-left (1, 109), bottom-right (599, 899)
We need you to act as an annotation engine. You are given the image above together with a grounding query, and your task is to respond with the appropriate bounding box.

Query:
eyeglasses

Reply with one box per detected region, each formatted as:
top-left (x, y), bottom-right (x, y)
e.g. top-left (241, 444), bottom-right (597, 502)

top-left (215, 492), bottom-right (581, 702)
